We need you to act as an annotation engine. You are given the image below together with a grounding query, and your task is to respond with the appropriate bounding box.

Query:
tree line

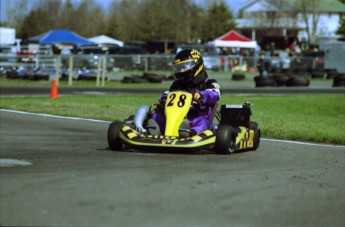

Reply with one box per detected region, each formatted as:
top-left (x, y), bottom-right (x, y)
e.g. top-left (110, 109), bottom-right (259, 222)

top-left (3, 0), bottom-right (344, 45)
top-left (3, 0), bottom-right (237, 44)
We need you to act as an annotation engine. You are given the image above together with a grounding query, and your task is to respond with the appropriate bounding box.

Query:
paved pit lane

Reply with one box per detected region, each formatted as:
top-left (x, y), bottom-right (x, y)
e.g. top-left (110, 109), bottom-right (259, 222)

top-left (0, 110), bottom-right (344, 226)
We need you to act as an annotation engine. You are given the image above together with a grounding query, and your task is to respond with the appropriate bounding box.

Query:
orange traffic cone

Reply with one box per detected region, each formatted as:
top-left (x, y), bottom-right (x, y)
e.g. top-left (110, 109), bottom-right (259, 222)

top-left (50, 79), bottom-right (58, 99)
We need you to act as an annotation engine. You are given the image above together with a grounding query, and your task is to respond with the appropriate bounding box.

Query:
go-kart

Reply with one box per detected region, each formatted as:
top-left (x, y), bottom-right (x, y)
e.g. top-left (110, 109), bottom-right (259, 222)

top-left (107, 91), bottom-right (260, 154)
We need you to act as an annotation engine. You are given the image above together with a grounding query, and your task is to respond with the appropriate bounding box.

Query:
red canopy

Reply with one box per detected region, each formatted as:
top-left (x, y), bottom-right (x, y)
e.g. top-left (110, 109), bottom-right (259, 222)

top-left (212, 30), bottom-right (257, 48)
top-left (217, 30), bottom-right (252, 42)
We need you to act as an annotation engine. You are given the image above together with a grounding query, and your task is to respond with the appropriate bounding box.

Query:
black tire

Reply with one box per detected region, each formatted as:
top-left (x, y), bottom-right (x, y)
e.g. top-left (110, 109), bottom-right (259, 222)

top-left (254, 76), bottom-right (276, 87)
top-left (122, 76), bottom-right (134, 80)
top-left (333, 74), bottom-right (345, 87)
top-left (232, 73), bottom-right (245, 81)
top-left (326, 72), bottom-right (338, 79)
top-left (273, 74), bottom-right (290, 86)
top-left (292, 68), bottom-right (303, 74)
top-left (333, 80), bottom-right (345, 87)
top-left (147, 75), bottom-right (164, 83)
top-left (286, 76), bottom-right (310, 87)
top-left (248, 121), bottom-right (260, 151)
top-left (142, 72), bottom-right (157, 78)
top-left (122, 75), bottom-right (143, 83)
top-left (132, 77), bottom-right (148, 83)
top-left (6, 71), bottom-right (18, 79)
top-left (333, 74), bottom-right (345, 82)
top-left (306, 67), bottom-right (313, 73)
top-left (311, 71), bottom-right (324, 79)
top-left (121, 78), bottom-right (132, 83)
top-left (165, 74), bottom-right (175, 80)
top-left (281, 68), bottom-right (289, 73)
top-left (215, 125), bottom-right (237, 154)
top-left (26, 74), bottom-right (35, 80)
top-left (325, 68), bottom-right (336, 73)
top-left (107, 121), bottom-right (124, 151)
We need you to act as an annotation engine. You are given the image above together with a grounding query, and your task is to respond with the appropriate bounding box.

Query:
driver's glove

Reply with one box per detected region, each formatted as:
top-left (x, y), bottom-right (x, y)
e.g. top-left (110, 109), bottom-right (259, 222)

top-left (193, 92), bottom-right (204, 102)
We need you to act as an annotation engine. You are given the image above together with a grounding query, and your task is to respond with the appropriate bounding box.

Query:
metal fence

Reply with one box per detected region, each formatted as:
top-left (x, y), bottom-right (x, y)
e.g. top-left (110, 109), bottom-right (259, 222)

top-left (0, 51), bottom-right (323, 85)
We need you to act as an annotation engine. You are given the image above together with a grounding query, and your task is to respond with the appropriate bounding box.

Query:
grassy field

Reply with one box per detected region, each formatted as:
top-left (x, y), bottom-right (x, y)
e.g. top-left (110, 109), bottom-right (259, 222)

top-left (0, 71), bottom-right (242, 88)
top-left (1, 94), bottom-right (344, 145)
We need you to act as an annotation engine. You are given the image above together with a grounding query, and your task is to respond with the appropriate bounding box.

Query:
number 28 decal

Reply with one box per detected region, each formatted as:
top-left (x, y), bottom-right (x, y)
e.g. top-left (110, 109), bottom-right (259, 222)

top-left (167, 93), bottom-right (187, 107)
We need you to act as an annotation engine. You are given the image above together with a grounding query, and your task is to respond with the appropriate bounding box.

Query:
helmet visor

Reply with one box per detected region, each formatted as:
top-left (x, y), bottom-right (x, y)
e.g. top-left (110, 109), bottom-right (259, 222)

top-left (173, 59), bottom-right (194, 74)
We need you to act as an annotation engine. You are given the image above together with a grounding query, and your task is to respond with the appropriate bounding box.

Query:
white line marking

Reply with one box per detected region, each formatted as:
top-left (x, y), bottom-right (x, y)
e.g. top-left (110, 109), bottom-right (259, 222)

top-left (1, 109), bottom-right (344, 148)
top-left (0, 109), bottom-right (110, 123)
top-left (261, 138), bottom-right (345, 148)
top-left (0, 159), bottom-right (32, 167)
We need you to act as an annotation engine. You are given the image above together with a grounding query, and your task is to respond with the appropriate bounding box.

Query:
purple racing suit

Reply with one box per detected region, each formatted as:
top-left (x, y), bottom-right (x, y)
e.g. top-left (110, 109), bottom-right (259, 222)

top-left (151, 72), bottom-right (221, 135)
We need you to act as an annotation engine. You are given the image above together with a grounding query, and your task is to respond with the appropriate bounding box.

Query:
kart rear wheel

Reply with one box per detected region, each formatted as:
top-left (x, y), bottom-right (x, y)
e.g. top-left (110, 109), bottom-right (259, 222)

top-left (249, 121), bottom-right (261, 151)
top-left (215, 125), bottom-right (237, 154)
top-left (107, 121), bottom-right (124, 151)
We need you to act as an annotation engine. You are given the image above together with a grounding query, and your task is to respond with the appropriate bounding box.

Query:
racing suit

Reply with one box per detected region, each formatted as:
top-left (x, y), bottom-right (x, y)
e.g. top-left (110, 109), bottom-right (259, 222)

top-left (151, 71), bottom-right (221, 135)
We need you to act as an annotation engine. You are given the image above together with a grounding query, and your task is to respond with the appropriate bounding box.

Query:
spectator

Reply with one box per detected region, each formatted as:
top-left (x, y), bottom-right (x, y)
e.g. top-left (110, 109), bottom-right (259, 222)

top-left (256, 52), bottom-right (270, 76)
top-left (289, 52), bottom-right (301, 72)
top-left (269, 42), bottom-right (276, 56)
top-left (301, 38), bottom-right (309, 52)
top-left (230, 59), bottom-right (239, 72)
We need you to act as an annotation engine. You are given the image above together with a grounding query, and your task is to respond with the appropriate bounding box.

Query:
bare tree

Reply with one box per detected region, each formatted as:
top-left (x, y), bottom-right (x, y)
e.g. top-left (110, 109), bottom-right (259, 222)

top-left (299, 0), bottom-right (321, 42)
top-left (336, 15), bottom-right (345, 38)
top-left (4, 0), bottom-right (28, 31)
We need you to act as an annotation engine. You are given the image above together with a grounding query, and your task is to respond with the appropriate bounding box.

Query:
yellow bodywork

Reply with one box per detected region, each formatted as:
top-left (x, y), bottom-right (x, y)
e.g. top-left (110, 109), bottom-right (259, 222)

top-left (236, 126), bottom-right (254, 149)
top-left (164, 91), bottom-right (193, 137)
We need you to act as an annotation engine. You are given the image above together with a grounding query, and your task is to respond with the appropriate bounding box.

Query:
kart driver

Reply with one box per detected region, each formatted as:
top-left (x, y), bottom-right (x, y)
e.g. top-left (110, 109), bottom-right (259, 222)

top-left (149, 49), bottom-right (221, 137)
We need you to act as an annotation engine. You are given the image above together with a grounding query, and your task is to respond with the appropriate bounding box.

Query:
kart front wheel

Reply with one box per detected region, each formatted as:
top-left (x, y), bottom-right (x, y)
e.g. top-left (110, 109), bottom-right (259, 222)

top-left (107, 121), bottom-right (124, 151)
top-left (215, 125), bottom-right (237, 154)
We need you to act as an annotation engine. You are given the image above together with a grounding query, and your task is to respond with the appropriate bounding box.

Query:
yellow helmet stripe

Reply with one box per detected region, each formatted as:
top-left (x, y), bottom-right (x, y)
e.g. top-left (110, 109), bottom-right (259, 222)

top-left (173, 58), bottom-right (194, 65)
top-left (194, 63), bottom-right (204, 77)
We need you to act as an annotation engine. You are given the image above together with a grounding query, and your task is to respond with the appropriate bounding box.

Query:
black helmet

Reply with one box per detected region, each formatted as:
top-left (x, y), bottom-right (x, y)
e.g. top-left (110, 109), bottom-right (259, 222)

top-left (173, 49), bottom-right (205, 84)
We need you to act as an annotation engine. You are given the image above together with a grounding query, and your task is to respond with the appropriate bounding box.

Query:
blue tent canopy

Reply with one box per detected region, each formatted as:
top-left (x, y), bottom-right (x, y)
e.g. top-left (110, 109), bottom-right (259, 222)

top-left (29, 29), bottom-right (95, 46)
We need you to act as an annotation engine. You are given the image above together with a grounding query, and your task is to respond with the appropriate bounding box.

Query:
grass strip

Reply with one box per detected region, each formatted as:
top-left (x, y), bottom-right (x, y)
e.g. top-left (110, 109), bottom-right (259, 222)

top-left (0, 94), bottom-right (344, 145)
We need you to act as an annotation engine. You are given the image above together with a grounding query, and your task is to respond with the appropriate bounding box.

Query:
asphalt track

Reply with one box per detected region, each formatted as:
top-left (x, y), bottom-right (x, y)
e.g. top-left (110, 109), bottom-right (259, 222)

top-left (1, 85), bottom-right (345, 96)
top-left (0, 110), bottom-right (344, 226)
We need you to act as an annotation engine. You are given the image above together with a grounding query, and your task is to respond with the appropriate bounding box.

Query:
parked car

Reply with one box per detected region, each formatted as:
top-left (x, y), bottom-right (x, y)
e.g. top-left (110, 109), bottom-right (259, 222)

top-left (270, 51), bottom-right (291, 70)
top-left (301, 51), bottom-right (324, 69)
top-left (203, 54), bottom-right (222, 71)
top-left (110, 46), bottom-right (147, 70)
top-left (148, 55), bottom-right (174, 70)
